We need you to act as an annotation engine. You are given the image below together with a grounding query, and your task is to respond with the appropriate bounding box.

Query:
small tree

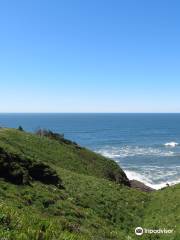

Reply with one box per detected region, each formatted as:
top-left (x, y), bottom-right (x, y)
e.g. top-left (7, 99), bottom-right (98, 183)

top-left (18, 126), bottom-right (24, 131)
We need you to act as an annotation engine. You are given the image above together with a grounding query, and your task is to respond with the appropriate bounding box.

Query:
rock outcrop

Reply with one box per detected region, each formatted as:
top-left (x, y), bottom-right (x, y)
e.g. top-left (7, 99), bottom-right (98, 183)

top-left (0, 147), bottom-right (63, 188)
top-left (130, 180), bottom-right (155, 192)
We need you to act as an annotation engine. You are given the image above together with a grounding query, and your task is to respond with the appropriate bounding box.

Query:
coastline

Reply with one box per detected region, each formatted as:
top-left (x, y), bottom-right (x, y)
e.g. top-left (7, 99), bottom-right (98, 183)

top-left (125, 169), bottom-right (180, 190)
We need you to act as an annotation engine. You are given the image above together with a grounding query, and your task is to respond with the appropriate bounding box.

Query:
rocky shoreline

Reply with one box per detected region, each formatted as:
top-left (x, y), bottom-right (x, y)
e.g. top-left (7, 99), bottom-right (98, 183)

top-left (130, 180), bottom-right (155, 192)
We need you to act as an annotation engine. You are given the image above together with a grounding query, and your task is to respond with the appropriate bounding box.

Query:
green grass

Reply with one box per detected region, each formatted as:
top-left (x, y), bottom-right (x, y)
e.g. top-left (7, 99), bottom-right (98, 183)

top-left (142, 184), bottom-right (180, 240)
top-left (0, 128), bottom-right (179, 240)
top-left (0, 128), bottom-right (129, 186)
top-left (0, 176), bottom-right (147, 240)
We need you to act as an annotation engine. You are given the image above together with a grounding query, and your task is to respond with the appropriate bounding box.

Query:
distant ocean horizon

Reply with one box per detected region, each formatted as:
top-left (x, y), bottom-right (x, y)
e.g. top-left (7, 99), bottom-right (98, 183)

top-left (0, 113), bottom-right (180, 189)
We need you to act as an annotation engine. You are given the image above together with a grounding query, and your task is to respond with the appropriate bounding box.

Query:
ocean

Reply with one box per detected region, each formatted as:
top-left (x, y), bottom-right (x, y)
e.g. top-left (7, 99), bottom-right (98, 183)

top-left (0, 113), bottom-right (180, 189)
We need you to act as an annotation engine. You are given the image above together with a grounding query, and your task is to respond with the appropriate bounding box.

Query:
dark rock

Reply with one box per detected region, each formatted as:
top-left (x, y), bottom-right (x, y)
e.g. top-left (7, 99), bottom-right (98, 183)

top-left (0, 148), bottom-right (31, 185)
top-left (29, 162), bottom-right (63, 188)
top-left (106, 168), bottom-right (130, 186)
top-left (130, 180), bottom-right (155, 192)
top-left (0, 147), bottom-right (63, 188)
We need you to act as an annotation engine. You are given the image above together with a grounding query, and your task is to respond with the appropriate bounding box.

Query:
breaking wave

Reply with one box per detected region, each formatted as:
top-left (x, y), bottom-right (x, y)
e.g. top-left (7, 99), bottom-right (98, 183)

top-left (96, 144), bottom-right (180, 189)
top-left (96, 145), bottom-right (175, 159)
top-left (125, 168), bottom-right (180, 190)
top-left (164, 142), bottom-right (179, 147)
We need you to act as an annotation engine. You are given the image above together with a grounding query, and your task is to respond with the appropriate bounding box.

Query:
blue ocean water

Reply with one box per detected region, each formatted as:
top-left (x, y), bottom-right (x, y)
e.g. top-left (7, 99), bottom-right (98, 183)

top-left (0, 113), bottom-right (180, 189)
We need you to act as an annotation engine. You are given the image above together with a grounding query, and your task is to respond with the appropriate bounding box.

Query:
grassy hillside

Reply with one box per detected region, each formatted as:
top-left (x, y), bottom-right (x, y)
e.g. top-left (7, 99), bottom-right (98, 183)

top-left (0, 128), bottom-right (129, 186)
top-left (0, 128), bottom-right (179, 240)
top-left (142, 184), bottom-right (180, 240)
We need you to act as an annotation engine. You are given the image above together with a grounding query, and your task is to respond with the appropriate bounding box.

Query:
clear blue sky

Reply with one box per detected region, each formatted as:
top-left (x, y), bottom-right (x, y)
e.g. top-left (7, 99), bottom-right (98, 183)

top-left (0, 0), bottom-right (180, 113)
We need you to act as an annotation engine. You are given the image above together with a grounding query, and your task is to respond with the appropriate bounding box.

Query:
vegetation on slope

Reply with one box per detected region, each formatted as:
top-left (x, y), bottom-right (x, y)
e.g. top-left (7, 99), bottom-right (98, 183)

top-left (142, 184), bottom-right (180, 240)
top-left (0, 128), bottom-right (129, 186)
top-left (0, 128), bottom-right (179, 240)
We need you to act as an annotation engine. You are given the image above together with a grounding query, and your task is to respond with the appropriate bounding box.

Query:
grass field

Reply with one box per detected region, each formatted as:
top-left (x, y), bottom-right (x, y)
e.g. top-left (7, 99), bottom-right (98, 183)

top-left (0, 128), bottom-right (179, 239)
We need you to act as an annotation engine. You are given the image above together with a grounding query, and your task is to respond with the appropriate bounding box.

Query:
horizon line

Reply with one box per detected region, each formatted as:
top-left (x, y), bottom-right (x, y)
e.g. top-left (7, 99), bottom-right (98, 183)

top-left (0, 112), bottom-right (180, 114)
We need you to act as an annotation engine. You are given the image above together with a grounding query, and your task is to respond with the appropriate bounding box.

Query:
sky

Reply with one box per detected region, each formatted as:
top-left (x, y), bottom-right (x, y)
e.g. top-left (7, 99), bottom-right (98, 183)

top-left (0, 0), bottom-right (180, 113)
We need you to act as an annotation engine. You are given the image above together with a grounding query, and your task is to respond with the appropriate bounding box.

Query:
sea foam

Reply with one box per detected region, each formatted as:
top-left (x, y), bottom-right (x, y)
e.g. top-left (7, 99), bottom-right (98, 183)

top-left (96, 145), bottom-right (175, 159)
top-left (125, 169), bottom-right (180, 190)
top-left (96, 144), bottom-right (180, 189)
top-left (164, 142), bottom-right (179, 147)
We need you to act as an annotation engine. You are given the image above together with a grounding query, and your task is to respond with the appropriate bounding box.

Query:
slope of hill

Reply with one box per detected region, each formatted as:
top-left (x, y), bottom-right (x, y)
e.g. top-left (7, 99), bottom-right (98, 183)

top-left (0, 128), bottom-right (179, 240)
top-left (0, 128), bottom-right (129, 186)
